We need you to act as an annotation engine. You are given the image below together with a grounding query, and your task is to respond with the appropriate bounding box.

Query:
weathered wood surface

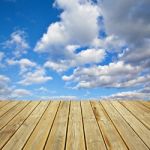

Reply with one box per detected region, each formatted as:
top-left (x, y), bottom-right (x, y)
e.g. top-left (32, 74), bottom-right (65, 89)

top-left (0, 100), bottom-right (149, 150)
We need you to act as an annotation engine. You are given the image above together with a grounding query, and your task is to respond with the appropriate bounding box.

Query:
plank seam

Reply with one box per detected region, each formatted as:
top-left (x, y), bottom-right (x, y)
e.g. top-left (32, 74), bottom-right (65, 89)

top-left (80, 101), bottom-right (87, 150)
top-left (90, 101), bottom-right (108, 150)
top-left (64, 101), bottom-right (71, 150)
top-left (0, 101), bottom-right (41, 149)
top-left (0, 102), bottom-right (10, 109)
top-left (139, 101), bottom-right (150, 110)
top-left (0, 101), bottom-right (30, 131)
top-left (119, 101), bottom-right (150, 130)
top-left (0, 101), bottom-right (20, 119)
top-left (22, 101), bottom-right (51, 149)
top-left (99, 101), bottom-right (129, 150)
top-left (43, 101), bottom-right (61, 150)
top-left (110, 101), bottom-right (149, 149)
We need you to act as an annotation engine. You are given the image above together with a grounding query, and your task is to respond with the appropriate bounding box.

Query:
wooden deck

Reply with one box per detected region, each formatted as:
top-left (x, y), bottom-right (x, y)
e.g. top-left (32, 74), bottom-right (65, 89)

top-left (0, 101), bottom-right (150, 150)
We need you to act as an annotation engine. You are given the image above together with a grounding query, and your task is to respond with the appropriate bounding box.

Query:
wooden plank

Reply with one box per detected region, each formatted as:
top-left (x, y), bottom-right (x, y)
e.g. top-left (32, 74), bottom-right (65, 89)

top-left (0, 101), bottom-right (10, 109)
top-left (66, 101), bottom-right (85, 150)
top-left (0, 101), bottom-right (29, 130)
top-left (2, 101), bottom-right (49, 150)
top-left (81, 101), bottom-right (106, 150)
top-left (23, 101), bottom-right (60, 150)
top-left (0, 101), bottom-right (19, 117)
top-left (91, 101), bottom-right (127, 150)
top-left (44, 101), bottom-right (70, 150)
top-left (101, 101), bottom-right (149, 150)
top-left (1, 100), bottom-right (150, 150)
top-left (140, 101), bottom-right (150, 109)
top-left (111, 101), bottom-right (150, 148)
top-left (120, 101), bottom-right (150, 129)
top-left (0, 101), bottom-right (39, 149)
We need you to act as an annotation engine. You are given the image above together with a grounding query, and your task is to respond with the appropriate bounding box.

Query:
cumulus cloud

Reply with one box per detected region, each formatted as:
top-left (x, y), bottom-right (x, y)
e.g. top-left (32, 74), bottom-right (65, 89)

top-left (35, 86), bottom-right (49, 93)
top-left (62, 61), bottom-right (143, 88)
top-left (34, 0), bottom-right (101, 53)
top-left (101, 0), bottom-right (150, 44)
top-left (120, 39), bottom-right (150, 68)
top-left (44, 48), bottom-right (105, 72)
top-left (40, 95), bottom-right (78, 100)
top-left (102, 87), bottom-right (150, 100)
top-left (18, 68), bottom-right (53, 85)
top-left (59, 0), bottom-right (150, 90)
top-left (1, 0), bottom-right (149, 100)
top-left (92, 35), bottom-right (125, 52)
top-left (34, 0), bottom-right (110, 72)
top-left (0, 52), bottom-right (4, 62)
top-left (100, 0), bottom-right (150, 68)
top-left (7, 58), bottom-right (52, 86)
top-left (7, 58), bottom-right (37, 74)
top-left (0, 52), bottom-right (5, 67)
top-left (11, 89), bottom-right (32, 98)
top-left (34, 0), bottom-right (129, 77)
top-left (3, 30), bottom-right (30, 57)
top-left (0, 74), bottom-right (32, 100)
top-left (0, 75), bottom-right (11, 97)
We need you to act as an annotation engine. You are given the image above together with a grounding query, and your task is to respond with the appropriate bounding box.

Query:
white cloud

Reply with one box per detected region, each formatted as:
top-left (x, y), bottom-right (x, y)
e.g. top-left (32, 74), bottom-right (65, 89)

top-left (11, 89), bottom-right (32, 98)
top-left (44, 61), bottom-right (68, 72)
top-left (62, 61), bottom-right (143, 88)
top-left (92, 35), bottom-right (125, 52)
top-left (75, 48), bottom-right (105, 64)
top-left (0, 77), bottom-right (12, 100)
top-left (34, 0), bottom-right (101, 53)
top-left (1, 0), bottom-right (149, 100)
top-left (40, 95), bottom-right (78, 100)
top-left (102, 88), bottom-right (150, 100)
top-left (35, 86), bottom-right (48, 93)
top-left (7, 58), bottom-right (37, 74)
top-left (0, 52), bottom-right (4, 62)
top-left (44, 48), bottom-right (105, 72)
top-left (18, 68), bottom-right (53, 85)
top-left (0, 75), bottom-right (31, 100)
top-left (100, 0), bottom-right (150, 69)
top-left (120, 39), bottom-right (150, 67)
top-left (0, 52), bottom-right (5, 67)
top-left (34, 0), bottom-right (129, 75)
top-left (0, 74), bottom-right (44, 100)
top-left (4, 30), bottom-right (29, 57)
top-left (0, 75), bottom-right (10, 88)
top-left (34, 0), bottom-right (107, 72)
top-left (101, 0), bottom-right (150, 43)
top-left (120, 75), bottom-right (150, 87)
top-left (0, 75), bottom-right (24, 100)
top-left (33, 0), bottom-right (129, 76)
top-left (35, 22), bottom-right (67, 53)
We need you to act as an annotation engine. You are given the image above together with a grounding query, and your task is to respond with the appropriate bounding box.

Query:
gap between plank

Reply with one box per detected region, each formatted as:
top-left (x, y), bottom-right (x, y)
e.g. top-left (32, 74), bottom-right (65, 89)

top-left (1, 101), bottom-right (41, 149)
top-left (43, 101), bottom-right (61, 150)
top-left (90, 101), bottom-right (108, 150)
top-left (110, 101), bottom-right (149, 149)
top-left (80, 101), bottom-right (87, 150)
top-left (119, 101), bottom-right (150, 130)
top-left (0, 101), bottom-right (30, 131)
top-left (22, 101), bottom-right (51, 149)
top-left (99, 101), bottom-right (129, 149)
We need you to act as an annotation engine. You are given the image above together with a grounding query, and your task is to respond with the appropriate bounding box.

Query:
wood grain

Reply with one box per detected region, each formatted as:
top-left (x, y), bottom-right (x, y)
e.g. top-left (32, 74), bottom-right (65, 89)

top-left (0, 100), bottom-right (149, 150)
top-left (111, 101), bottom-right (150, 148)
top-left (66, 101), bottom-right (85, 150)
top-left (2, 101), bottom-right (49, 150)
top-left (81, 101), bottom-right (106, 150)
top-left (44, 101), bottom-right (70, 150)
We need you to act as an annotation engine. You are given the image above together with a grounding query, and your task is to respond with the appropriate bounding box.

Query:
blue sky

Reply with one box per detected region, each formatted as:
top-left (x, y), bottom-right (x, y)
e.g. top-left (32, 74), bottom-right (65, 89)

top-left (0, 0), bottom-right (150, 100)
